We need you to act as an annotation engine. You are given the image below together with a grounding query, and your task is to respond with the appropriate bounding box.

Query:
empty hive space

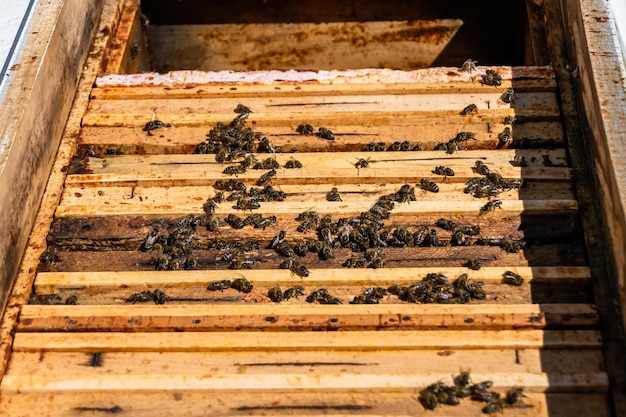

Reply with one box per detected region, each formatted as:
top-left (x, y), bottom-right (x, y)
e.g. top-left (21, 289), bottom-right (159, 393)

top-left (0, 1), bottom-right (611, 416)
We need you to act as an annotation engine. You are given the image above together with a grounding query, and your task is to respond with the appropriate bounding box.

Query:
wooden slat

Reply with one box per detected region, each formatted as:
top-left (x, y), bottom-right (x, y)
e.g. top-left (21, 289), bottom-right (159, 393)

top-left (82, 108), bottom-right (559, 128)
top-left (10, 330), bottom-right (603, 352)
top-left (85, 92), bottom-right (556, 116)
top-left (17, 304), bottom-right (599, 332)
top-left (58, 182), bottom-right (575, 209)
top-left (89, 77), bottom-right (557, 100)
top-left (0, 392), bottom-right (612, 417)
top-left (33, 266), bottom-right (591, 293)
top-left (0, 370), bottom-right (608, 394)
top-left (78, 121), bottom-right (566, 154)
top-left (5, 349), bottom-right (606, 378)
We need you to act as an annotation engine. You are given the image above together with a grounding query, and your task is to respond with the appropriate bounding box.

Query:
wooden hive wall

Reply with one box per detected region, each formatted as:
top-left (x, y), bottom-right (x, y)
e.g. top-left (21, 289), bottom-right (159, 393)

top-left (0, 1), bottom-right (616, 416)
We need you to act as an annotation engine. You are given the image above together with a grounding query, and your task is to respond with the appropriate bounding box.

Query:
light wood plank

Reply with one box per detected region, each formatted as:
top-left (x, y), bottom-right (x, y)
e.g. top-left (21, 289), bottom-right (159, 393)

top-left (89, 78), bottom-right (557, 100)
top-left (0, 370), bottom-right (607, 394)
top-left (17, 304), bottom-right (599, 332)
top-left (58, 182), bottom-right (575, 210)
top-left (78, 122), bottom-right (566, 154)
top-left (5, 349), bottom-right (605, 378)
top-left (33, 266), bottom-right (591, 293)
top-left (11, 330), bottom-right (602, 352)
top-left (0, 392), bottom-right (612, 417)
top-left (94, 65), bottom-right (556, 88)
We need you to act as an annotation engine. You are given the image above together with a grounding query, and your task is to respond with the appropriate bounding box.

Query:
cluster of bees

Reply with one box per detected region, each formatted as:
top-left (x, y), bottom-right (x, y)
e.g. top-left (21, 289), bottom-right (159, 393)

top-left (126, 289), bottom-right (169, 304)
top-left (207, 277), bottom-right (254, 293)
top-left (388, 272), bottom-right (486, 304)
top-left (419, 372), bottom-right (525, 414)
top-left (361, 140), bottom-right (423, 152)
top-left (140, 219), bottom-right (199, 270)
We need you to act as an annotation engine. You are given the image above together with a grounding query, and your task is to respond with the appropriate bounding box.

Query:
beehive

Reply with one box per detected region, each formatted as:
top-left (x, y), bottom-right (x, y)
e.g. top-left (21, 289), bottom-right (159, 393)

top-left (0, 0), bottom-right (623, 415)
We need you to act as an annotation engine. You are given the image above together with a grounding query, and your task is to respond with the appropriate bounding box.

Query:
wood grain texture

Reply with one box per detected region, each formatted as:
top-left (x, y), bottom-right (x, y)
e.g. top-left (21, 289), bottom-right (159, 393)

top-left (0, 392), bottom-right (612, 417)
top-left (0, 0), bottom-right (124, 386)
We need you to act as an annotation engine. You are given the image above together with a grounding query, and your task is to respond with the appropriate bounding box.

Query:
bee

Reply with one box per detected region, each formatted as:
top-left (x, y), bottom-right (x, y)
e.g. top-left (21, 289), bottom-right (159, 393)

top-left (39, 244), bottom-right (59, 263)
top-left (482, 399), bottom-right (508, 414)
top-left (284, 158), bottom-right (302, 169)
top-left (291, 261), bottom-right (310, 278)
top-left (426, 229), bottom-right (440, 246)
top-left (510, 155), bottom-right (528, 167)
top-left (105, 145), bottom-right (125, 155)
top-left (500, 88), bottom-right (515, 104)
top-left (472, 160), bottom-right (490, 176)
top-left (126, 290), bottom-right (154, 304)
top-left (497, 127), bottom-right (512, 148)
top-left (459, 225), bottom-right (481, 236)
top-left (481, 199), bottom-right (503, 212)
top-left (342, 256), bottom-right (366, 268)
top-left (269, 230), bottom-right (286, 249)
top-left (505, 387), bottom-right (525, 405)
top-left (317, 127), bottom-right (335, 140)
top-left (253, 157), bottom-right (280, 170)
top-left (318, 243), bottom-right (334, 261)
top-left (504, 115), bottom-right (516, 125)
top-left (156, 254), bottom-right (172, 270)
top-left (449, 229), bottom-right (469, 245)
top-left (185, 255), bottom-right (199, 270)
top-left (229, 259), bottom-right (256, 270)
top-left (460, 58), bottom-right (477, 72)
top-left (255, 215), bottom-right (277, 229)
top-left (432, 166), bottom-right (455, 177)
top-left (418, 387), bottom-right (439, 410)
top-left (361, 142), bottom-right (377, 151)
top-left (464, 259), bottom-right (482, 270)
top-left (142, 109), bottom-right (165, 136)
top-left (435, 218), bottom-right (457, 231)
top-left (222, 165), bottom-right (247, 175)
top-left (306, 288), bottom-right (341, 304)
top-left (297, 221), bottom-right (313, 233)
top-left (460, 103), bottom-right (478, 115)
top-left (206, 215), bottom-right (221, 232)
top-left (230, 278), bottom-right (253, 293)
top-left (214, 179), bottom-right (246, 191)
top-left (242, 213), bottom-right (263, 227)
top-left (296, 123), bottom-right (314, 135)
top-left (152, 289), bottom-right (169, 304)
top-left (354, 157), bottom-right (371, 170)
top-left (268, 286), bottom-right (283, 302)
top-left (326, 187), bottom-right (342, 202)
top-left (258, 137), bottom-right (277, 154)
top-left (276, 242), bottom-right (295, 258)
top-left (419, 179), bottom-right (439, 193)
top-left (234, 104), bottom-right (252, 114)
top-left (283, 286), bottom-right (305, 300)
top-left (413, 225), bottom-right (429, 246)
top-left (257, 169), bottom-right (276, 186)
top-left (481, 69), bottom-right (502, 86)
top-left (400, 141), bottom-right (412, 151)
top-left (293, 240), bottom-right (309, 257)
top-left (207, 280), bottom-right (232, 291)
top-left (65, 295), bottom-right (78, 305)
top-left (234, 197), bottom-right (260, 211)
top-left (502, 270), bottom-right (524, 286)
top-left (387, 141), bottom-right (402, 151)
top-left (226, 214), bottom-right (245, 229)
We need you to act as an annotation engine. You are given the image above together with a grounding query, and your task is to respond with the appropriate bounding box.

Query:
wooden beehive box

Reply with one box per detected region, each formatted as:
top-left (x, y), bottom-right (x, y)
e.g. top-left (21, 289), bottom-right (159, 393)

top-left (1, 0), bottom-right (625, 415)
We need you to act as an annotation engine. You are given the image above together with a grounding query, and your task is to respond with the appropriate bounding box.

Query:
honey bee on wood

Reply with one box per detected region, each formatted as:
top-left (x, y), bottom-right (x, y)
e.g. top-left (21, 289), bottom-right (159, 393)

top-left (234, 197), bottom-right (260, 211)
top-left (459, 225), bottom-right (481, 236)
top-left (39, 244), bottom-right (59, 263)
top-left (306, 288), bottom-right (341, 304)
top-left (460, 104), bottom-right (478, 115)
top-left (435, 218), bottom-right (457, 231)
top-left (481, 69), bottom-right (503, 86)
top-left (510, 155), bottom-right (528, 167)
top-left (226, 214), bottom-right (245, 229)
top-left (472, 160), bottom-right (490, 176)
top-left (207, 280), bottom-right (232, 291)
top-left (463, 259), bottom-right (482, 270)
top-left (255, 215), bottom-right (277, 229)
top-left (269, 230), bottom-right (286, 249)
top-left (230, 278), bottom-right (253, 293)
top-left (502, 270), bottom-right (524, 286)
top-left (497, 127), bottom-right (512, 148)
top-left (432, 166), bottom-right (455, 177)
top-left (387, 141), bottom-right (402, 151)
top-left (316, 127), bottom-right (335, 140)
top-left (291, 261), bottom-right (310, 278)
top-left (284, 158), bottom-right (302, 169)
top-left (460, 58), bottom-right (477, 72)
top-left (480, 199), bottom-right (503, 213)
top-left (257, 169), bottom-right (277, 186)
top-left (222, 164), bottom-right (247, 176)
top-left (354, 157), bottom-right (371, 170)
top-left (326, 187), bottom-right (342, 202)
top-left (419, 179), bottom-right (439, 193)
top-left (296, 123), bottom-right (314, 135)
top-left (499, 88), bottom-right (515, 104)
top-left (65, 295), bottom-right (78, 305)
top-left (142, 109), bottom-right (165, 136)
top-left (283, 285), bottom-right (305, 300)
top-left (268, 286), bottom-right (283, 302)
top-left (234, 104), bottom-right (252, 114)
top-left (152, 289), bottom-right (170, 304)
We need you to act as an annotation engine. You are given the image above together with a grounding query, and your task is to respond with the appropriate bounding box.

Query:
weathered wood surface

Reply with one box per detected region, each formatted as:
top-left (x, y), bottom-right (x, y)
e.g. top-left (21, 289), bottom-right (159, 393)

top-left (0, 392), bottom-right (612, 417)
top-left (0, 0), bottom-right (103, 339)
top-left (147, 19), bottom-right (464, 72)
top-left (17, 303), bottom-right (599, 331)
